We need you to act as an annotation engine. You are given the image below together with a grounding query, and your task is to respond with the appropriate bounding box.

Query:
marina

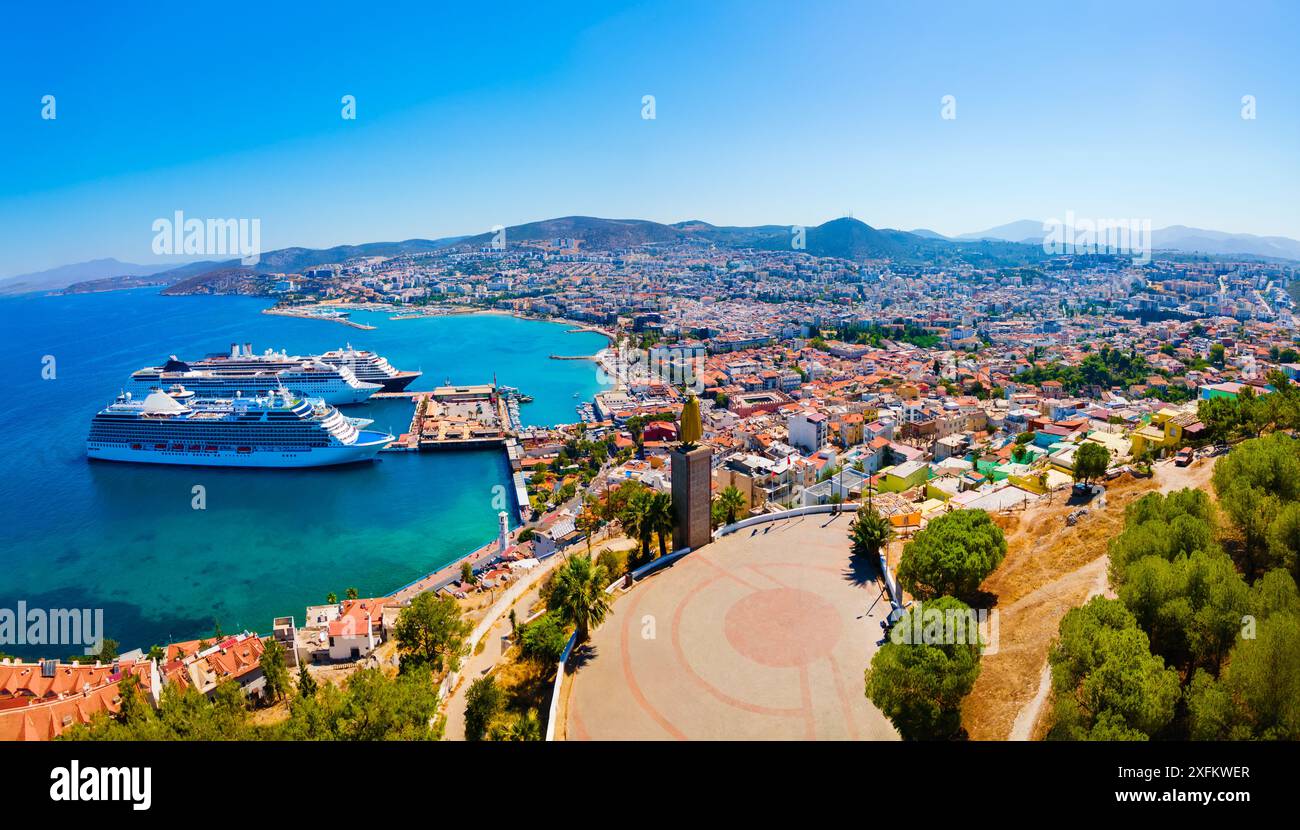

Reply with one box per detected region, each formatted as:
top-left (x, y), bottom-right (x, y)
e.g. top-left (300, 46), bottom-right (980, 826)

top-left (262, 306), bottom-right (376, 329)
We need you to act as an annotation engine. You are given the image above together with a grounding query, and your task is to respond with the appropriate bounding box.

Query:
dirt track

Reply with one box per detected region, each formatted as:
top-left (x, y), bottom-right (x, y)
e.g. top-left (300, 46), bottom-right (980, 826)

top-left (962, 458), bottom-right (1216, 740)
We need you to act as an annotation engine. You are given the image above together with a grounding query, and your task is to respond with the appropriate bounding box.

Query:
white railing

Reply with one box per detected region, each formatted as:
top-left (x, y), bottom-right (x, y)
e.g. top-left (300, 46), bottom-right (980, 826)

top-left (713, 502), bottom-right (855, 537)
top-left (604, 546), bottom-right (692, 594)
top-left (545, 546), bottom-right (691, 741)
top-left (715, 502), bottom-right (902, 603)
top-left (544, 631), bottom-right (579, 741)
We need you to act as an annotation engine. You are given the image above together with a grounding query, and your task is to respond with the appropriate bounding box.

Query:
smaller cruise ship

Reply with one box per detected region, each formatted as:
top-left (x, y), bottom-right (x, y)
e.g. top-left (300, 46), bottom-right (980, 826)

top-left (86, 389), bottom-right (393, 468)
top-left (130, 345), bottom-right (381, 405)
top-left (318, 344), bottom-right (421, 392)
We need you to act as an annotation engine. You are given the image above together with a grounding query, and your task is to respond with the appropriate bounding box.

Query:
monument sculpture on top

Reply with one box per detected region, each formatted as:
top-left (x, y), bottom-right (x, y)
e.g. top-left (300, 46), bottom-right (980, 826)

top-left (671, 394), bottom-right (713, 550)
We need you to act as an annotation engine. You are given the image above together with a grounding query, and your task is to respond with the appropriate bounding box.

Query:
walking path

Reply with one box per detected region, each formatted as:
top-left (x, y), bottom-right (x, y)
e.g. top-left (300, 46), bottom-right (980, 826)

top-left (441, 561), bottom-right (557, 740)
top-left (1008, 557), bottom-right (1111, 740)
top-left (388, 537), bottom-right (502, 603)
top-left (441, 536), bottom-right (637, 740)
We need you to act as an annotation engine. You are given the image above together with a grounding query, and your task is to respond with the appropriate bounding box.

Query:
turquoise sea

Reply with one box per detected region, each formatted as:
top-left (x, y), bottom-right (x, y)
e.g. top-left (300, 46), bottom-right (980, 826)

top-left (0, 289), bottom-right (608, 656)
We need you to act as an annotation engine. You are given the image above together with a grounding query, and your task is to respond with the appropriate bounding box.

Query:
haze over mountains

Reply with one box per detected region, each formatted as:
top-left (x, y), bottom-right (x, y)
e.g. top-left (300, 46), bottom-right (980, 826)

top-left (0, 258), bottom-right (176, 295)
top-left (10, 215), bottom-right (1299, 296)
top-left (927, 220), bottom-right (1300, 260)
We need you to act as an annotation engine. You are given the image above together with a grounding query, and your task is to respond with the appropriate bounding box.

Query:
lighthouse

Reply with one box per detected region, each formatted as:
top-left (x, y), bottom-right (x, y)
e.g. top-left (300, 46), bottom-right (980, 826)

top-left (497, 510), bottom-right (510, 553)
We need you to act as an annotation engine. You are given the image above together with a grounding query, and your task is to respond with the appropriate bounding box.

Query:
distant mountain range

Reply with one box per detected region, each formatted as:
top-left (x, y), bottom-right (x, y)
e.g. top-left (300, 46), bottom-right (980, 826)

top-left (15, 214), bottom-right (1298, 297)
top-left (0, 258), bottom-right (180, 295)
top-left (447, 216), bottom-right (1045, 266)
top-left (146, 216), bottom-right (1055, 295)
top-left (922, 220), bottom-right (1300, 260)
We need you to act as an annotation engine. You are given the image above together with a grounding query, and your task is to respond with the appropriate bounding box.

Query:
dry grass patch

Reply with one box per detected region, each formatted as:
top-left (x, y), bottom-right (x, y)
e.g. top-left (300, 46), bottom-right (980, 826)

top-left (964, 473), bottom-right (1158, 739)
top-left (964, 460), bottom-right (1220, 740)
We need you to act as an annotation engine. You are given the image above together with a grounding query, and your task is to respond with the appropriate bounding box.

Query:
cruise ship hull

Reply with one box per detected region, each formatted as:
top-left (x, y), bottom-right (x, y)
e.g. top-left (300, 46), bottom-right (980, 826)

top-left (127, 378), bottom-right (378, 406)
top-left (378, 371), bottom-right (420, 392)
top-left (86, 430), bottom-right (393, 468)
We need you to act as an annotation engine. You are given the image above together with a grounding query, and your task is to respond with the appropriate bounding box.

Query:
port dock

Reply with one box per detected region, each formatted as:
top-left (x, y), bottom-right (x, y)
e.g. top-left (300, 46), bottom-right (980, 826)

top-left (382, 383), bottom-right (529, 453)
top-left (379, 384), bottom-right (530, 522)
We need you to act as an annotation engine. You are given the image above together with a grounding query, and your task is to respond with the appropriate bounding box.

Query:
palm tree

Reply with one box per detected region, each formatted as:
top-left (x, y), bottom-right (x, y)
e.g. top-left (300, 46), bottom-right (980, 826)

top-left (717, 486), bottom-right (746, 526)
top-left (848, 505), bottom-right (893, 559)
top-left (621, 489), bottom-right (654, 565)
top-left (646, 491), bottom-right (675, 559)
top-left (549, 553), bottom-right (612, 643)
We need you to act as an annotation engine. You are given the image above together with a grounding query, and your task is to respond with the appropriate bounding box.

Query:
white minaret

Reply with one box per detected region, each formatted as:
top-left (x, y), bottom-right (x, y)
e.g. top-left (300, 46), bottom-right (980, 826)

top-left (497, 511), bottom-right (510, 553)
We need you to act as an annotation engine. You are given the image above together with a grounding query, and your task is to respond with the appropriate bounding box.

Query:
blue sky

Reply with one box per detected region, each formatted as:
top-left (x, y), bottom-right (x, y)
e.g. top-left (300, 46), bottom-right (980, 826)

top-left (2, 0), bottom-right (1297, 276)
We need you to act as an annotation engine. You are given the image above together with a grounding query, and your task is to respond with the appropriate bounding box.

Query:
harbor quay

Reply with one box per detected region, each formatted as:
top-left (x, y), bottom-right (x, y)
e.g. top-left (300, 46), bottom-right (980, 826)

top-left (380, 381), bottom-right (530, 524)
top-left (381, 383), bottom-right (523, 452)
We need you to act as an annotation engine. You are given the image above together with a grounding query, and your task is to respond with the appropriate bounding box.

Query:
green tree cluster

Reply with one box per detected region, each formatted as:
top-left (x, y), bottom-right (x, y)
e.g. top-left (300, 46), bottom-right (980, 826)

top-left (394, 592), bottom-right (473, 674)
top-left (463, 675), bottom-right (544, 741)
top-left (1072, 441), bottom-right (1111, 484)
top-left (1017, 346), bottom-right (1193, 403)
top-left (864, 596), bottom-right (982, 740)
top-left (848, 505), bottom-right (893, 560)
top-left (1198, 372), bottom-right (1300, 444)
top-left (1212, 432), bottom-right (1300, 580)
top-left (516, 612), bottom-right (572, 664)
top-left (714, 485), bottom-right (746, 527)
top-left (65, 665), bottom-right (444, 741)
top-left (1053, 469), bottom-right (1300, 741)
top-left (1047, 597), bottom-right (1181, 740)
top-left (897, 509), bottom-right (1007, 600)
top-left (547, 553), bottom-right (612, 643)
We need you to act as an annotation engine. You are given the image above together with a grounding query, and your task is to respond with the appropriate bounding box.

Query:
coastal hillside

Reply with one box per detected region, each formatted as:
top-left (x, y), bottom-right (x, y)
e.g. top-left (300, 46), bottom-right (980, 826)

top-left (154, 238), bottom-right (465, 295)
top-left (456, 216), bottom-right (691, 249)
top-left (0, 257), bottom-right (177, 295)
top-left (148, 215), bottom-right (1051, 295)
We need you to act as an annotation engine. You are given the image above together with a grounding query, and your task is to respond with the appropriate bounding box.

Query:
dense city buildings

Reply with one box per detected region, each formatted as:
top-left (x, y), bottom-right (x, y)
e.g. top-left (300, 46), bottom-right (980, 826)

top-left (161, 220), bottom-right (1298, 531)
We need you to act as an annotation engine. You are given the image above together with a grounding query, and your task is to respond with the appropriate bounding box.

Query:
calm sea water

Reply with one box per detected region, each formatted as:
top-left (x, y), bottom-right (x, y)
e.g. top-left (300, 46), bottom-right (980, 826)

top-left (0, 289), bottom-right (607, 656)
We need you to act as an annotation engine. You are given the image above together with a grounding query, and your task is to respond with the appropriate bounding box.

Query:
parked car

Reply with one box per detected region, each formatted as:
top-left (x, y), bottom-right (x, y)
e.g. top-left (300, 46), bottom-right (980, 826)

top-left (1175, 447), bottom-right (1194, 467)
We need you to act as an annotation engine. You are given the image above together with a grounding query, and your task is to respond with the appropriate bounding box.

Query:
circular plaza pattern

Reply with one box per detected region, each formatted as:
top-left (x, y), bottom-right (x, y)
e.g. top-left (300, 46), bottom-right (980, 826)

top-left (565, 511), bottom-right (900, 740)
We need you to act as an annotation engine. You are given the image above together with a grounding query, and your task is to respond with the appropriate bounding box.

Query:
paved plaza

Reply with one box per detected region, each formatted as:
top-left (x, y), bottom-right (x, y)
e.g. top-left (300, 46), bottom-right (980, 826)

top-left (566, 511), bottom-right (900, 740)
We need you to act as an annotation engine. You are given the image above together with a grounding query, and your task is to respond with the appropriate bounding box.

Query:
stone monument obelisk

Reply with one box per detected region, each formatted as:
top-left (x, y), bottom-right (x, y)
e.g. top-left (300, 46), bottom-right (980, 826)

top-left (671, 395), bottom-right (713, 551)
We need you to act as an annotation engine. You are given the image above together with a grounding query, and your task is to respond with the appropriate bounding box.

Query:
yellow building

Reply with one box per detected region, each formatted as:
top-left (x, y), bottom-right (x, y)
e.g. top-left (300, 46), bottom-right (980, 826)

top-left (1129, 408), bottom-right (1203, 457)
top-left (877, 459), bottom-right (929, 493)
top-left (837, 412), bottom-right (866, 447)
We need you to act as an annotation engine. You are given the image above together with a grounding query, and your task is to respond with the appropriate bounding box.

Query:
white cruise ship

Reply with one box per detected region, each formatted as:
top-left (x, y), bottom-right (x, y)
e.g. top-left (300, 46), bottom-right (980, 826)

top-left (129, 344), bottom-right (380, 405)
top-left (86, 389), bottom-right (393, 468)
top-left (318, 344), bottom-right (421, 392)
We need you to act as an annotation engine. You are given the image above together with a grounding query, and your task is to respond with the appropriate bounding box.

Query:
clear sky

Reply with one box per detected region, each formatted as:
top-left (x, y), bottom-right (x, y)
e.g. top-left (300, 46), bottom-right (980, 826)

top-left (2, 0), bottom-right (1297, 277)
